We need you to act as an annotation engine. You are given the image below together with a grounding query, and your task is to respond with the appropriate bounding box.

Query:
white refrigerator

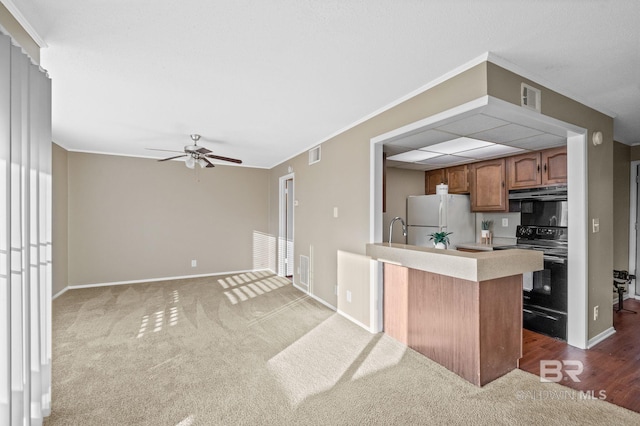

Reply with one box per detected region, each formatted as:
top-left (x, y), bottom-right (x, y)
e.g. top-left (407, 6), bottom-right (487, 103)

top-left (406, 194), bottom-right (476, 249)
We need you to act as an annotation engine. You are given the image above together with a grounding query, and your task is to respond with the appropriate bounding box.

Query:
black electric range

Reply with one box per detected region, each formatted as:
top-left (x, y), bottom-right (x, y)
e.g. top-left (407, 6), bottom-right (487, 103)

top-left (494, 225), bottom-right (568, 340)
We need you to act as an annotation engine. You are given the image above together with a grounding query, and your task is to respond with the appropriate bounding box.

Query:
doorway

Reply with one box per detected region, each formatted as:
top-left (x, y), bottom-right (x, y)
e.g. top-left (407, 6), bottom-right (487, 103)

top-left (279, 173), bottom-right (295, 278)
top-left (369, 96), bottom-right (589, 348)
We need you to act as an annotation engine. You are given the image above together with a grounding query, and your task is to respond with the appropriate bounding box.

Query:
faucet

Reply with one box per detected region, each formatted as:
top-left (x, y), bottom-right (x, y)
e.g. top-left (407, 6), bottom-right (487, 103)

top-left (389, 217), bottom-right (407, 244)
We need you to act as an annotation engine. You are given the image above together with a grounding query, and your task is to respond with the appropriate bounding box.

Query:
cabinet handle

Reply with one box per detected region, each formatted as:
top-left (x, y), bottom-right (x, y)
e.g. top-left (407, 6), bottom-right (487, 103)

top-left (537, 165), bottom-right (540, 173)
top-left (544, 164), bottom-right (547, 173)
top-left (502, 181), bottom-right (505, 188)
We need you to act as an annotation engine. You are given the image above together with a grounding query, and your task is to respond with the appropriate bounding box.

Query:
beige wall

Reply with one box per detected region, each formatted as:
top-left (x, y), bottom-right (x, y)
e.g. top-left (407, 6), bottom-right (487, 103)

top-left (613, 142), bottom-right (630, 271)
top-left (269, 63), bottom-right (488, 322)
top-left (487, 63), bottom-right (614, 339)
top-left (52, 143), bottom-right (68, 295)
top-left (0, 3), bottom-right (39, 63)
top-left (67, 152), bottom-right (269, 285)
top-left (383, 167), bottom-right (425, 242)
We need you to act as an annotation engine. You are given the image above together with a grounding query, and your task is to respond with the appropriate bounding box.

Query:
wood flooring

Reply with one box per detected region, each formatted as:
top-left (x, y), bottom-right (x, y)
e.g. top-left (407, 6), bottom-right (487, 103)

top-left (519, 298), bottom-right (640, 413)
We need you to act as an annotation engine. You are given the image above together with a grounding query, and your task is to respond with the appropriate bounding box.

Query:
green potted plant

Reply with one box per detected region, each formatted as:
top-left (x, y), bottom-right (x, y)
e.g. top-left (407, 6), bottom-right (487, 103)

top-left (429, 231), bottom-right (452, 249)
top-left (481, 220), bottom-right (493, 238)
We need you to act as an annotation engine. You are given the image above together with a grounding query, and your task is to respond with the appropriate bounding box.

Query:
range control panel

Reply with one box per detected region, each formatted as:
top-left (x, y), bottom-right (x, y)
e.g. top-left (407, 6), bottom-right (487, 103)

top-left (516, 225), bottom-right (567, 242)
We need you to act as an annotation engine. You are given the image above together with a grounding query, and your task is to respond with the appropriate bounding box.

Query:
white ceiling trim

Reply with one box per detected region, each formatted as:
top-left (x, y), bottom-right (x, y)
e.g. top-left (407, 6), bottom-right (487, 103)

top-left (61, 148), bottom-right (267, 169)
top-left (0, 0), bottom-right (46, 47)
top-left (276, 54), bottom-right (492, 169)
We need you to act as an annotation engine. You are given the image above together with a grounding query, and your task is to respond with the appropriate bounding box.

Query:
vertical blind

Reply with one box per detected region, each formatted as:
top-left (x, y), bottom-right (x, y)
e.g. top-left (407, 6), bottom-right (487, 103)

top-left (0, 31), bottom-right (52, 426)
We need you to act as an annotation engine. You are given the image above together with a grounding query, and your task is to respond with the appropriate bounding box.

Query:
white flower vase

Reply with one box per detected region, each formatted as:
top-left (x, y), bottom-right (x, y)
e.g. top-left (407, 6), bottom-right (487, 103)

top-left (434, 242), bottom-right (446, 249)
top-left (481, 229), bottom-right (489, 238)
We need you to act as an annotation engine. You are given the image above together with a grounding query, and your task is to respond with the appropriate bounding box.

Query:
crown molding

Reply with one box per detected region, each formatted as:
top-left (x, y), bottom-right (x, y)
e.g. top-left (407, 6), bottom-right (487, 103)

top-left (0, 0), bottom-right (47, 47)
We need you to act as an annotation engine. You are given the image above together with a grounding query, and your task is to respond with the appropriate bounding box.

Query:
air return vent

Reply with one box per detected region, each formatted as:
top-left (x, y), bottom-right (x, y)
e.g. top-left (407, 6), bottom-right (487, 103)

top-left (309, 146), bottom-right (321, 165)
top-left (300, 255), bottom-right (310, 286)
top-left (521, 83), bottom-right (541, 112)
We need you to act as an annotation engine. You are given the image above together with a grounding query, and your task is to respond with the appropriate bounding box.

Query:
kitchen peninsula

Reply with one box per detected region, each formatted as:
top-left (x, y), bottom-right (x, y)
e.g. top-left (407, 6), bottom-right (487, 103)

top-left (366, 243), bottom-right (543, 386)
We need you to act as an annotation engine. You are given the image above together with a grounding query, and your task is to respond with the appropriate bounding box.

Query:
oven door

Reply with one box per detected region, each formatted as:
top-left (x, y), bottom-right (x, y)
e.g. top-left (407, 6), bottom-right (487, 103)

top-left (523, 304), bottom-right (567, 340)
top-left (524, 255), bottom-right (567, 313)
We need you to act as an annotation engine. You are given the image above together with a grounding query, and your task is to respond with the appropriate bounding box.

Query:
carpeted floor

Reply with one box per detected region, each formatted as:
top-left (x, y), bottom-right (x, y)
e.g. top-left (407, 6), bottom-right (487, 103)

top-left (45, 271), bottom-right (640, 425)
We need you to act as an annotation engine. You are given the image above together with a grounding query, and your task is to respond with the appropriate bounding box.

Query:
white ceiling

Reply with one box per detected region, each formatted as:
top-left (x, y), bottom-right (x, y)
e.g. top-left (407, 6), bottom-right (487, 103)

top-left (6, 0), bottom-right (640, 169)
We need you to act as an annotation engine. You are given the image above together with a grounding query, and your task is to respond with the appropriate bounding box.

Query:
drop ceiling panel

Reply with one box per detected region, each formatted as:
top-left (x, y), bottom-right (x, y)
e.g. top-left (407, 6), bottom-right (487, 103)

top-left (471, 123), bottom-right (542, 143)
top-left (416, 154), bottom-right (471, 167)
top-left (383, 145), bottom-right (413, 155)
top-left (504, 133), bottom-right (566, 150)
top-left (387, 150), bottom-right (442, 162)
top-left (386, 129), bottom-right (455, 149)
top-left (420, 137), bottom-right (494, 154)
top-left (459, 144), bottom-right (525, 159)
top-left (435, 114), bottom-right (510, 136)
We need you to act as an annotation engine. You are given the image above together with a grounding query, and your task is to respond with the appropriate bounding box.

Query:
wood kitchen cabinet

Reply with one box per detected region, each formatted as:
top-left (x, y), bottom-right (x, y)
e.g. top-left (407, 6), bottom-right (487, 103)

top-left (508, 152), bottom-right (541, 189)
top-left (425, 169), bottom-right (445, 194)
top-left (507, 146), bottom-right (567, 189)
top-left (446, 165), bottom-right (469, 193)
top-left (542, 147), bottom-right (567, 185)
top-left (425, 165), bottom-right (469, 194)
top-left (469, 158), bottom-right (507, 212)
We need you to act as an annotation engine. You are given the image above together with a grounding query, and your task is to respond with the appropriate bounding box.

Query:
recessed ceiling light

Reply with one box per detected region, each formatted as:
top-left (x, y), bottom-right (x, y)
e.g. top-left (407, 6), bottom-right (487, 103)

top-left (418, 137), bottom-right (494, 154)
top-left (387, 150), bottom-right (442, 163)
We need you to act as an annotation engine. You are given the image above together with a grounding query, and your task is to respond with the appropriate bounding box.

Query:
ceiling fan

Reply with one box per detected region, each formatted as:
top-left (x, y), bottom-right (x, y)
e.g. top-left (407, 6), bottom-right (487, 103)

top-left (148, 134), bottom-right (242, 168)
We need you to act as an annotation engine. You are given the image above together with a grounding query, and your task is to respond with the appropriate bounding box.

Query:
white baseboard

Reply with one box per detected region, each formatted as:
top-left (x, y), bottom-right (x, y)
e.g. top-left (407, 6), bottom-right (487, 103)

top-left (292, 281), bottom-right (337, 311)
top-left (52, 287), bottom-right (70, 300)
top-left (337, 309), bottom-right (375, 333)
top-left (587, 327), bottom-right (616, 349)
top-left (56, 268), bottom-right (274, 296)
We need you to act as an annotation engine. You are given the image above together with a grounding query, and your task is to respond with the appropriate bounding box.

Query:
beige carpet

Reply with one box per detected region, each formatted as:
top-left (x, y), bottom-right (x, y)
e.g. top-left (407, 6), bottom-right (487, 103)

top-left (45, 271), bottom-right (640, 425)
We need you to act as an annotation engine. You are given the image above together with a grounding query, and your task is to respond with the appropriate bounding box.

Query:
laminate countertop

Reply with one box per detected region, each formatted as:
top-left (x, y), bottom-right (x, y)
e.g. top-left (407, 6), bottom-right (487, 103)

top-left (366, 242), bottom-right (543, 282)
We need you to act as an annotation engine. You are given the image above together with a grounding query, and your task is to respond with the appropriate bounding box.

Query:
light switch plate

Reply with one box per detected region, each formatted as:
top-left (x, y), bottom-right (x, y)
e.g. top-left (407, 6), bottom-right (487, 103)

top-left (333, 207), bottom-right (339, 218)
top-left (592, 218), bottom-right (600, 233)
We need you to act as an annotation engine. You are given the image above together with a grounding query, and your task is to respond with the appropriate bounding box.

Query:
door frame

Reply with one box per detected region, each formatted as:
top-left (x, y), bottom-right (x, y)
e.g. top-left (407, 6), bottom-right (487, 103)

top-left (629, 161), bottom-right (640, 297)
top-left (278, 173), bottom-right (295, 279)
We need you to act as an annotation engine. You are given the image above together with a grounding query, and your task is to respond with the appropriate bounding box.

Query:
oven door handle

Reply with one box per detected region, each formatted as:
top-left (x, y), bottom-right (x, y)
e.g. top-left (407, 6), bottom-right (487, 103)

top-left (523, 308), bottom-right (559, 321)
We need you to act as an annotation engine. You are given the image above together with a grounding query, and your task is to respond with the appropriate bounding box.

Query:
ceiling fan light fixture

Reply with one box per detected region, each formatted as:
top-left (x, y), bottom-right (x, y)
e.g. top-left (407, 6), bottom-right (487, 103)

top-left (198, 158), bottom-right (207, 168)
top-left (185, 155), bottom-right (196, 169)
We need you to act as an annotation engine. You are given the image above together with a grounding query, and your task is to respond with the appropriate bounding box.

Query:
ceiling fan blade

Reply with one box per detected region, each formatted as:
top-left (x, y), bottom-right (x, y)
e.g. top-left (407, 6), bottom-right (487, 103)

top-left (201, 157), bottom-right (215, 168)
top-left (204, 154), bottom-right (243, 164)
top-left (158, 154), bottom-right (187, 162)
top-left (195, 147), bottom-right (212, 155)
top-left (147, 148), bottom-right (184, 154)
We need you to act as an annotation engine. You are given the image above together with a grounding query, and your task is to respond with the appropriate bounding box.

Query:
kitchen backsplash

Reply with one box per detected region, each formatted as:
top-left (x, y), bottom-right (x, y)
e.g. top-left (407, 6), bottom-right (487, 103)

top-left (476, 212), bottom-right (521, 245)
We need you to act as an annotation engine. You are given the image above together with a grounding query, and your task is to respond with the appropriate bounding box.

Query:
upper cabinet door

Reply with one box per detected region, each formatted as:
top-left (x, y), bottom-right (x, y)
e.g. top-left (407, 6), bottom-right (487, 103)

top-left (469, 159), bottom-right (507, 212)
top-left (507, 153), bottom-right (541, 189)
top-left (446, 165), bottom-right (469, 193)
top-left (425, 169), bottom-right (446, 195)
top-left (542, 147), bottom-right (567, 185)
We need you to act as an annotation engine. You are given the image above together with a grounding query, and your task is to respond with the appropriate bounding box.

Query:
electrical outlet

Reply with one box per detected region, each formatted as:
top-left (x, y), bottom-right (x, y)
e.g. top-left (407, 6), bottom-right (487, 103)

top-left (346, 290), bottom-right (352, 303)
top-left (594, 305), bottom-right (599, 321)
top-left (191, 259), bottom-right (197, 267)
top-left (502, 218), bottom-right (508, 227)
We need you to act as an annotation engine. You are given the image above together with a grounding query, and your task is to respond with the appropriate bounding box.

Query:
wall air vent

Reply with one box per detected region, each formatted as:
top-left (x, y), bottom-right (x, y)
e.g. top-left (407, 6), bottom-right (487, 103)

top-left (521, 83), bottom-right (541, 112)
top-left (309, 146), bottom-right (321, 165)
top-left (300, 255), bottom-right (310, 286)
